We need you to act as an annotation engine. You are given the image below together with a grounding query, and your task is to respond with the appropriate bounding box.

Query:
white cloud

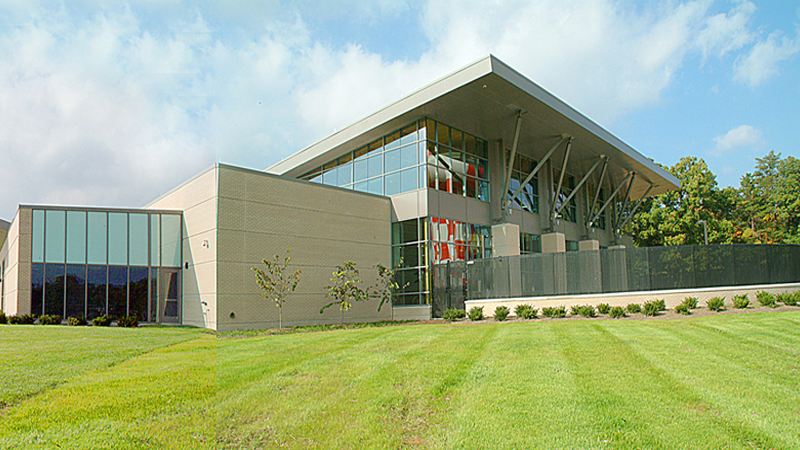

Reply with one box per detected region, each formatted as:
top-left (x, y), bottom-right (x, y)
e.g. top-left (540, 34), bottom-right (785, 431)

top-left (711, 125), bottom-right (765, 155)
top-left (734, 30), bottom-right (800, 87)
top-left (695, 0), bottom-right (756, 61)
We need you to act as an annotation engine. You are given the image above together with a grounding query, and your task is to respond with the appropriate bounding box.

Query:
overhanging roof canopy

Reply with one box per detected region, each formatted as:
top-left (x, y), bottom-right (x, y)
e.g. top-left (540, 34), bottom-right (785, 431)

top-left (267, 55), bottom-right (679, 199)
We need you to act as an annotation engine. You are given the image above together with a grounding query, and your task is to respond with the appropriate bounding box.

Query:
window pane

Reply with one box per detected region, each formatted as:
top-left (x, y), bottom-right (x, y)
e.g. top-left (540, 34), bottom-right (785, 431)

top-left (337, 163), bottom-right (352, 186)
top-left (401, 167), bottom-right (417, 192)
top-left (400, 144), bottom-right (416, 168)
top-left (385, 130), bottom-right (402, 150)
top-left (87, 212), bottom-right (107, 265)
top-left (108, 266), bottom-right (127, 318)
top-left (31, 263), bottom-right (44, 316)
top-left (367, 154), bottom-right (383, 179)
top-left (150, 268), bottom-right (158, 322)
top-left (44, 263), bottom-right (65, 317)
top-left (385, 172), bottom-right (401, 196)
top-left (161, 215), bottom-right (181, 267)
top-left (87, 265), bottom-right (107, 319)
top-left (129, 213), bottom-right (148, 266)
top-left (108, 213), bottom-right (128, 266)
top-left (392, 245), bottom-right (419, 268)
top-left (65, 264), bottom-right (86, 319)
top-left (367, 178), bottom-right (383, 195)
top-left (129, 266), bottom-right (149, 322)
top-left (150, 215), bottom-right (160, 267)
top-left (385, 148), bottom-right (401, 173)
top-left (399, 124), bottom-right (417, 146)
top-left (66, 211), bottom-right (86, 264)
top-left (451, 129), bottom-right (463, 150)
top-left (354, 159), bottom-right (368, 181)
top-left (354, 181), bottom-right (368, 193)
top-left (436, 123), bottom-right (449, 145)
top-left (32, 210), bottom-right (45, 263)
top-left (392, 219), bottom-right (418, 244)
top-left (44, 210), bottom-right (66, 264)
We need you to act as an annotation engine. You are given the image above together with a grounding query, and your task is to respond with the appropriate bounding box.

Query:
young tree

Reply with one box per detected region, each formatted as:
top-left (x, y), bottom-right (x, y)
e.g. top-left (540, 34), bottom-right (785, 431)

top-left (251, 249), bottom-right (301, 330)
top-left (370, 259), bottom-right (408, 312)
top-left (321, 261), bottom-right (368, 324)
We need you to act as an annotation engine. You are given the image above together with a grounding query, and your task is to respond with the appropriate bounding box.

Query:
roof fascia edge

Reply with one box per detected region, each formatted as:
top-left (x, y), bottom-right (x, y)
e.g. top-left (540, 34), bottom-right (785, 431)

top-left (489, 56), bottom-right (680, 191)
top-left (266, 55), bottom-right (495, 175)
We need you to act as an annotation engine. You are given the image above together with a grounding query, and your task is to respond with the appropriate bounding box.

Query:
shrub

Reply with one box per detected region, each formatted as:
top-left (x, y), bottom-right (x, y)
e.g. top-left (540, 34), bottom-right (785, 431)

top-left (776, 292), bottom-right (798, 307)
top-left (609, 306), bottom-right (626, 319)
top-left (9, 314), bottom-right (36, 325)
top-left (626, 303), bottom-right (641, 314)
top-left (443, 308), bottom-right (466, 322)
top-left (786, 291), bottom-right (800, 307)
top-left (38, 314), bottom-right (62, 325)
top-left (674, 303), bottom-right (691, 315)
top-left (732, 294), bottom-right (749, 309)
top-left (468, 307), bottom-right (484, 321)
top-left (92, 315), bottom-right (113, 327)
top-left (756, 291), bottom-right (776, 308)
top-left (655, 299), bottom-right (666, 311)
top-left (597, 303), bottom-right (611, 314)
top-left (67, 317), bottom-right (87, 326)
top-left (514, 304), bottom-right (537, 319)
top-left (682, 296), bottom-right (698, 309)
top-left (571, 305), bottom-right (596, 318)
top-left (494, 306), bottom-right (510, 321)
top-left (706, 296), bottom-right (725, 312)
top-left (541, 306), bottom-right (567, 319)
top-left (117, 315), bottom-right (139, 328)
top-left (642, 301), bottom-right (660, 317)
top-left (0, 311), bottom-right (6, 324)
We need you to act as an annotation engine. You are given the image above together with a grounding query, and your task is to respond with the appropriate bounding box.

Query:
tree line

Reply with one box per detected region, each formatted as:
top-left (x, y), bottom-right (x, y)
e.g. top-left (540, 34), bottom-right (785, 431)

top-left (628, 151), bottom-right (800, 247)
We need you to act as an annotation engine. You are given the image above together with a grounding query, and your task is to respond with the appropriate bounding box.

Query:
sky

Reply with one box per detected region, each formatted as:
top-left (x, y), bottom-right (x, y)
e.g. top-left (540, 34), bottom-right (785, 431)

top-left (1, 0), bottom-right (798, 221)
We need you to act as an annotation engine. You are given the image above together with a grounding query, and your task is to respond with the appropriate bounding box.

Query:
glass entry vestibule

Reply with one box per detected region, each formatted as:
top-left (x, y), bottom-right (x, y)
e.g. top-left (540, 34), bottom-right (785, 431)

top-left (29, 208), bottom-right (182, 322)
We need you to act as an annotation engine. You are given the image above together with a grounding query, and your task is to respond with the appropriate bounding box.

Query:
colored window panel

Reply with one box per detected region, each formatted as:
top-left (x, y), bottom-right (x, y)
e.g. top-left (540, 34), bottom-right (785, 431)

top-left (87, 265), bottom-right (107, 319)
top-left (128, 213), bottom-right (148, 266)
top-left (32, 210), bottom-right (45, 263)
top-left (150, 215), bottom-right (160, 267)
top-left (161, 215), bottom-right (181, 267)
top-left (65, 264), bottom-right (86, 319)
top-left (129, 266), bottom-right (149, 322)
top-left (87, 212), bottom-right (108, 265)
top-left (31, 263), bottom-right (44, 316)
top-left (66, 211), bottom-right (86, 264)
top-left (44, 263), bottom-right (65, 317)
top-left (44, 210), bottom-right (66, 263)
top-left (108, 213), bottom-right (128, 265)
top-left (108, 266), bottom-right (127, 318)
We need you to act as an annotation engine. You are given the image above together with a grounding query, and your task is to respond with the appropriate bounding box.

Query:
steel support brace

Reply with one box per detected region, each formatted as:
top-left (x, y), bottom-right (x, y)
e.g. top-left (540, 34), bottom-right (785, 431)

top-left (616, 184), bottom-right (653, 233)
top-left (554, 156), bottom-right (604, 218)
top-left (613, 173), bottom-right (637, 230)
top-left (507, 136), bottom-right (567, 209)
top-left (549, 138), bottom-right (573, 221)
top-left (587, 171), bottom-right (633, 229)
top-left (500, 111), bottom-right (524, 222)
top-left (586, 157), bottom-right (608, 228)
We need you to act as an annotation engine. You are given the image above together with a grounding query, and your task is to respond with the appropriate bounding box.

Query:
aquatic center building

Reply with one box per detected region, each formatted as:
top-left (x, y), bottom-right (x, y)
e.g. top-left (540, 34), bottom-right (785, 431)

top-left (0, 55), bottom-right (680, 331)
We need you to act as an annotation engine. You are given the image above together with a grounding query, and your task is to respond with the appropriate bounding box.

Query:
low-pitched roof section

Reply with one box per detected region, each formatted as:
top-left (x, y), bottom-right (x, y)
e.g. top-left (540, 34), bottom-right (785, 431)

top-left (266, 55), bottom-right (679, 200)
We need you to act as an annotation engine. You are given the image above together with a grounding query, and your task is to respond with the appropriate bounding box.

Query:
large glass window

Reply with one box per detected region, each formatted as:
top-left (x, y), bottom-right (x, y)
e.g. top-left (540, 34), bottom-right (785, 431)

top-left (65, 264), bottom-right (86, 319)
top-left (87, 265), bottom-right (107, 319)
top-left (129, 266), bottom-right (149, 321)
top-left (129, 214), bottom-right (148, 266)
top-left (161, 214), bottom-right (181, 267)
top-left (553, 171), bottom-right (577, 222)
top-left (108, 266), bottom-right (127, 318)
top-left (425, 119), bottom-right (489, 201)
top-left (44, 263), bottom-right (65, 316)
top-left (44, 210), bottom-right (66, 263)
top-left (87, 212), bottom-right (108, 265)
top-left (506, 152), bottom-right (539, 213)
top-left (430, 217), bottom-right (491, 264)
top-left (32, 210), bottom-right (45, 263)
top-left (108, 213), bottom-right (128, 265)
top-left (31, 263), bottom-right (44, 316)
top-left (66, 211), bottom-right (87, 264)
top-left (150, 215), bottom-right (161, 267)
top-left (520, 233), bottom-right (542, 254)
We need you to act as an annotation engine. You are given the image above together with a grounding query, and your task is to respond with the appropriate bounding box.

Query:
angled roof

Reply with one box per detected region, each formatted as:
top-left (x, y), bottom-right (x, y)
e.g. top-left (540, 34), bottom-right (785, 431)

top-left (267, 55), bottom-right (679, 199)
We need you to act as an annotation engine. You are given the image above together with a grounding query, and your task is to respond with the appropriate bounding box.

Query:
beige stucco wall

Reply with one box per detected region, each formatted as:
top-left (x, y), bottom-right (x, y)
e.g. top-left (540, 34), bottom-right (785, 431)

top-left (147, 166), bottom-right (218, 329)
top-left (0, 208), bottom-right (32, 316)
top-left (466, 282), bottom-right (800, 316)
top-left (215, 165), bottom-right (393, 332)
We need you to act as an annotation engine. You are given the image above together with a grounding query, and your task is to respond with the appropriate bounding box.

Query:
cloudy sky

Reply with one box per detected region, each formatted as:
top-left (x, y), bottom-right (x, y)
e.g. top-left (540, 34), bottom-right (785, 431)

top-left (1, 0), bottom-right (798, 220)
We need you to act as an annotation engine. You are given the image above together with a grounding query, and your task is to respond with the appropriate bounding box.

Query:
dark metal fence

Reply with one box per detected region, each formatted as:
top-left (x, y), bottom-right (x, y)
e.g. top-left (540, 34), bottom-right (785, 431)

top-left (431, 244), bottom-right (800, 313)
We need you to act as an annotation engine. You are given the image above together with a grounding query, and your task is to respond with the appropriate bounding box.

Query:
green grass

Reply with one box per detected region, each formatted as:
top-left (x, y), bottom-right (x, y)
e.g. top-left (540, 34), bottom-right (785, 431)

top-left (2, 312), bottom-right (800, 449)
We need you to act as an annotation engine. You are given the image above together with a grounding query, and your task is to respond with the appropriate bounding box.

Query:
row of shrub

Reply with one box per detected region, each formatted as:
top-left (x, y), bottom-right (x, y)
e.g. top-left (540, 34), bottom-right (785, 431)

top-left (443, 290), bottom-right (800, 322)
top-left (0, 312), bottom-right (139, 327)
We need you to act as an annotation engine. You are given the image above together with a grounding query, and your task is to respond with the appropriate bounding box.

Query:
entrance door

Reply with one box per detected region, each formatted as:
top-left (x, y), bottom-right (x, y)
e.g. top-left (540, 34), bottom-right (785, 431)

top-left (159, 269), bottom-right (181, 323)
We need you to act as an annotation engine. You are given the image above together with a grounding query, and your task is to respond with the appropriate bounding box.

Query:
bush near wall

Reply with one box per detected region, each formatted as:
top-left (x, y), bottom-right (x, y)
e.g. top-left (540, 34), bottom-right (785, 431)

top-left (92, 315), bottom-right (113, 327)
top-left (541, 306), bottom-right (567, 319)
top-left (756, 291), bottom-right (776, 308)
top-left (38, 315), bottom-right (63, 325)
top-left (597, 303), bottom-right (611, 314)
top-left (626, 304), bottom-right (641, 314)
top-left (117, 315), bottom-right (139, 328)
top-left (707, 296), bottom-right (725, 312)
top-left (609, 306), bottom-right (626, 319)
top-left (514, 304), bottom-right (537, 319)
top-left (732, 294), bottom-right (750, 309)
top-left (494, 306), bottom-right (510, 322)
top-left (443, 308), bottom-right (466, 322)
top-left (468, 307), bottom-right (484, 321)
top-left (9, 314), bottom-right (36, 325)
top-left (67, 317), bottom-right (88, 326)
top-left (0, 311), bottom-right (7, 324)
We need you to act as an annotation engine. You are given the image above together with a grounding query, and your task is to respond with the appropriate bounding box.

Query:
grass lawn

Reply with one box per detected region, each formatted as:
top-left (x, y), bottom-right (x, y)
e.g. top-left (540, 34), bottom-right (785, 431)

top-left (1, 312), bottom-right (799, 449)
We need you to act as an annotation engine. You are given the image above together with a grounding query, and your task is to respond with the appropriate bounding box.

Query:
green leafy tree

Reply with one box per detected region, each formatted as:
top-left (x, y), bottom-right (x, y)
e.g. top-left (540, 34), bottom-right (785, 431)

top-left (251, 249), bottom-right (301, 330)
top-left (370, 259), bottom-right (409, 312)
top-left (627, 157), bottom-right (736, 246)
top-left (737, 151), bottom-right (800, 244)
top-left (321, 261), bottom-right (368, 324)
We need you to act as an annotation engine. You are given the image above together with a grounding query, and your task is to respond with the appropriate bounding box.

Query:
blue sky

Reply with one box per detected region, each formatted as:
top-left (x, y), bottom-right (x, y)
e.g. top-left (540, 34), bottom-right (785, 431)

top-left (1, 0), bottom-right (798, 220)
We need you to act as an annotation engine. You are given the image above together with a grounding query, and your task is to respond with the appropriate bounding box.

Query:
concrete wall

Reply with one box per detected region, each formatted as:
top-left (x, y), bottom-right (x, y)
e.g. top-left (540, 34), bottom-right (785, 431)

top-left (147, 166), bottom-right (218, 329)
top-left (466, 283), bottom-right (800, 316)
top-left (214, 165), bottom-right (393, 332)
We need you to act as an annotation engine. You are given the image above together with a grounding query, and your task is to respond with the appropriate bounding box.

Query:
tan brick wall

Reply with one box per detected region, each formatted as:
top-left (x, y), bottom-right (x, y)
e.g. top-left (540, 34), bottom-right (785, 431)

top-left (215, 165), bottom-right (392, 332)
top-left (1, 208), bottom-right (31, 315)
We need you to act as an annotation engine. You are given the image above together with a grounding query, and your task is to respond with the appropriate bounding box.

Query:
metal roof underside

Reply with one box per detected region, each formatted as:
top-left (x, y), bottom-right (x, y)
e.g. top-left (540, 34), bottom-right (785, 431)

top-left (266, 55), bottom-right (679, 199)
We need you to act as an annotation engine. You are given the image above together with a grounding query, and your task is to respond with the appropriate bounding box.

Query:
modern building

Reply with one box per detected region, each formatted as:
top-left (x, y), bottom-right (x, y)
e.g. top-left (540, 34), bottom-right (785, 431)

top-left (0, 55), bottom-right (680, 330)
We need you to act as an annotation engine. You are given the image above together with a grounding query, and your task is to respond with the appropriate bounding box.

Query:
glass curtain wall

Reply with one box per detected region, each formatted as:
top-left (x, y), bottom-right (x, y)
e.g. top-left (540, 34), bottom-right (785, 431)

top-left (300, 118), bottom-right (490, 202)
top-left (30, 209), bottom-right (181, 321)
top-left (520, 233), bottom-right (542, 254)
top-left (586, 184), bottom-right (606, 229)
top-left (553, 170), bottom-right (577, 222)
top-left (506, 152), bottom-right (539, 213)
